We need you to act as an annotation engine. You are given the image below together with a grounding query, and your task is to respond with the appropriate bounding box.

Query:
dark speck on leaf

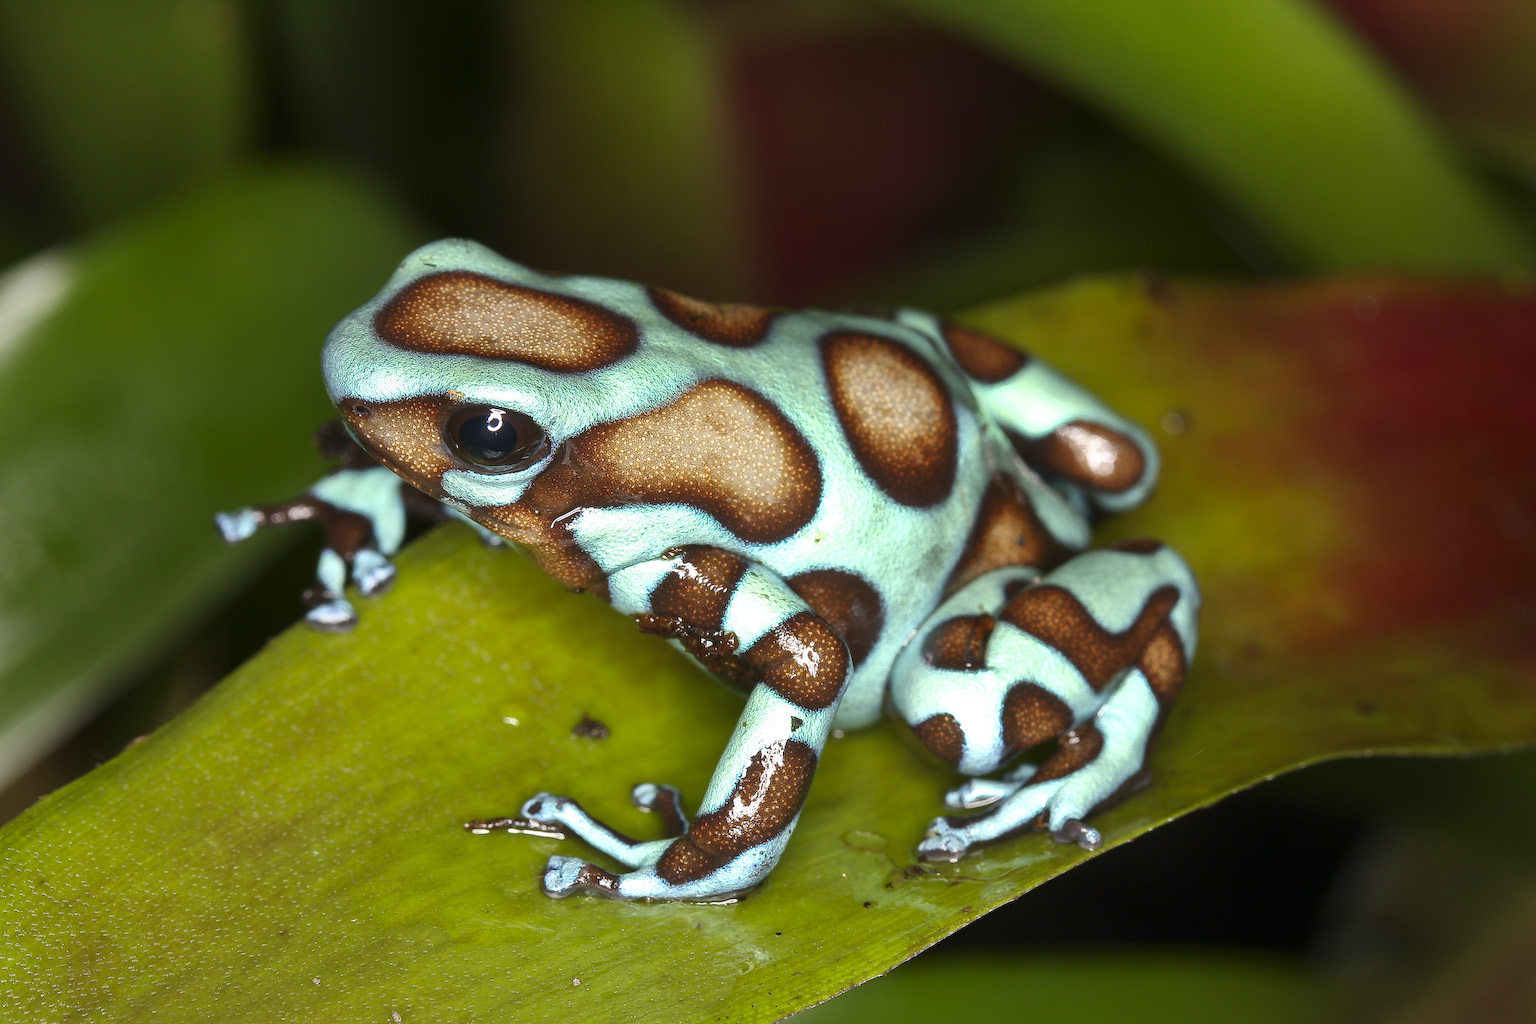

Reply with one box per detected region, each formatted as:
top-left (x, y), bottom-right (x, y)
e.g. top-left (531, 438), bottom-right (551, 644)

top-left (572, 716), bottom-right (610, 740)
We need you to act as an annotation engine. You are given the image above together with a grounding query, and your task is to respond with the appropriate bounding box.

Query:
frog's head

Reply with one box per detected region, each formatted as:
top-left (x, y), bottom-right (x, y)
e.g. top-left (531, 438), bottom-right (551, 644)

top-left (321, 239), bottom-right (653, 563)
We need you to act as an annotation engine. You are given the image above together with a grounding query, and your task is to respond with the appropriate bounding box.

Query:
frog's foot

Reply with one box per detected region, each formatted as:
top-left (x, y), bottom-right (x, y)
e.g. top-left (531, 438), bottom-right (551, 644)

top-left (519, 792), bottom-right (671, 869)
top-left (919, 668), bottom-right (1164, 860)
top-left (303, 590), bottom-right (358, 632)
top-left (351, 548), bottom-right (397, 597)
top-left (214, 508), bottom-right (261, 543)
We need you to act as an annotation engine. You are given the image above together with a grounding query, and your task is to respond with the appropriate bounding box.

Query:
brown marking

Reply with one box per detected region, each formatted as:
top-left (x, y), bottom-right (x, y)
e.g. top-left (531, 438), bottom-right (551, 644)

top-left (650, 547), bottom-right (750, 629)
top-left (1032, 724), bottom-right (1105, 783)
top-left (375, 270), bottom-right (637, 372)
top-left (945, 479), bottom-right (1073, 594)
top-left (744, 612), bottom-right (849, 711)
top-left (635, 613), bottom-right (753, 688)
top-left (1110, 538), bottom-right (1164, 555)
top-left (822, 331), bottom-right (957, 507)
top-left (1010, 420), bottom-right (1146, 495)
top-left (642, 788), bottom-right (688, 838)
top-left (941, 321), bottom-right (1028, 383)
top-left (922, 614), bottom-right (995, 671)
top-left (655, 741), bottom-right (817, 884)
top-left (245, 494), bottom-right (374, 561)
top-left (512, 380), bottom-right (822, 575)
top-left (569, 862), bottom-right (622, 895)
top-left (338, 396), bottom-right (457, 492)
top-left (650, 287), bottom-right (776, 347)
top-left (911, 713), bottom-right (965, 767)
top-left (1001, 585), bottom-right (1181, 691)
top-left (1139, 622), bottom-right (1187, 704)
top-left (787, 569), bottom-right (884, 667)
top-left (1001, 683), bottom-right (1074, 753)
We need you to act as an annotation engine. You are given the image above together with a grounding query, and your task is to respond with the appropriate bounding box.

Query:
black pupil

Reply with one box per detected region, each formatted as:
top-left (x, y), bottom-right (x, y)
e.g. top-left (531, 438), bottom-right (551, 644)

top-left (450, 406), bottom-right (546, 471)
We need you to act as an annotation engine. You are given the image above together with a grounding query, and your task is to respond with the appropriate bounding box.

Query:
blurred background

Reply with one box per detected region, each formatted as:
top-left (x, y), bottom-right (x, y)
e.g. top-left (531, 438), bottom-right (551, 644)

top-left (0, 1), bottom-right (1534, 1020)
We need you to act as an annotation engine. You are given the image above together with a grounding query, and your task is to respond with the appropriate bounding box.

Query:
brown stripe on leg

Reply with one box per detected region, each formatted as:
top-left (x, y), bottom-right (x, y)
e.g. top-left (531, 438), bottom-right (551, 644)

top-left (1000, 585), bottom-right (1180, 691)
top-left (655, 741), bottom-right (817, 884)
top-left (743, 613), bottom-right (850, 711)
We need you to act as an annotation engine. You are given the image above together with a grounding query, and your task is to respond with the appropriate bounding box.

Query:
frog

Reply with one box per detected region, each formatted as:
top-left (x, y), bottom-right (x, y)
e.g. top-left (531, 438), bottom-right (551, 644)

top-left (219, 238), bottom-right (1199, 902)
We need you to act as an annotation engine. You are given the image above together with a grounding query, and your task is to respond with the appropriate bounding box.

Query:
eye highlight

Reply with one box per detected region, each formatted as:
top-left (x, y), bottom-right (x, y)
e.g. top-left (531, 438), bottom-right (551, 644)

top-left (445, 405), bottom-right (550, 472)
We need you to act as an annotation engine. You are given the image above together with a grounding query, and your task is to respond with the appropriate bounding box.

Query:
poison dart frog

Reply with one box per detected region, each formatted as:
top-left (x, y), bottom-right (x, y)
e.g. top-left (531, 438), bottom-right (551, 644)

top-left (219, 238), bottom-right (1199, 902)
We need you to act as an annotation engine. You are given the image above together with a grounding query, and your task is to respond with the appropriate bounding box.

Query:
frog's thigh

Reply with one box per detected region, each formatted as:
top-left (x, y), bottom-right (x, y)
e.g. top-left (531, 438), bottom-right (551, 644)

top-left (892, 541), bottom-right (1198, 858)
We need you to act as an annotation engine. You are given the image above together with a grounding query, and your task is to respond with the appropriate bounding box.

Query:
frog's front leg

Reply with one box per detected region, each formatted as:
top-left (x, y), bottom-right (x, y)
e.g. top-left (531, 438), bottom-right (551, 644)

top-left (519, 547), bottom-right (849, 900)
top-left (892, 541), bottom-right (1198, 861)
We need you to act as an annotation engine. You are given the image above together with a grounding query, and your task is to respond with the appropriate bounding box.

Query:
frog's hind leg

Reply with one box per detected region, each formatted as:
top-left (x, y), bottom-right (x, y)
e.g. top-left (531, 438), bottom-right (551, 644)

top-left (890, 540), bottom-right (1198, 861)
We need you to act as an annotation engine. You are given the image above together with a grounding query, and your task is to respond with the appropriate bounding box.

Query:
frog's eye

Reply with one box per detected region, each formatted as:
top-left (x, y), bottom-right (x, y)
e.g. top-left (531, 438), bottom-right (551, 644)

top-left (445, 405), bottom-right (550, 473)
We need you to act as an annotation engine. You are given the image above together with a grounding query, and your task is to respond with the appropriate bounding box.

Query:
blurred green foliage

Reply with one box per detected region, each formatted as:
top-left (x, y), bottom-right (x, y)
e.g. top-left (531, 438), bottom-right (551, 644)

top-left (0, 1), bottom-right (1533, 1020)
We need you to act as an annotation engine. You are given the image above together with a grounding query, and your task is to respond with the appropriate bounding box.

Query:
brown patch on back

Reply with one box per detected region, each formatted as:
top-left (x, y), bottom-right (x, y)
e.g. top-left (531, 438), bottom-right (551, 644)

top-left (922, 614), bottom-right (995, 671)
top-left (515, 380), bottom-right (822, 566)
top-left (744, 612), bottom-right (849, 711)
top-left (1010, 421), bottom-right (1146, 495)
top-left (650, 287), bottom-right (776, 347)
top-left (787, 569), bottom-right (884, 666)
top-left (912, 713), bottom-right (965, 767)
top-left (1001, 684), bottom-right (1073, 753)
top-left (941, 321), bottom-right (1028, 383)
top-left (946, 479), bottom-right (1072, 593)
top-left (1001, 584), bottom-right (1180, 691)
top-left (822, 331), bottom-right (957, 507)
top-left (376, 270), bottom-right (637, 371)
top-left (655, 740), bottom-right (817, 884)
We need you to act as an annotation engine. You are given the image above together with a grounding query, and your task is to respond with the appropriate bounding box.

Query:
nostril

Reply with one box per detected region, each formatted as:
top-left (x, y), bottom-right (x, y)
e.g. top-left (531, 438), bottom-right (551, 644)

top-left (350, 402), bottom-right (371, 419)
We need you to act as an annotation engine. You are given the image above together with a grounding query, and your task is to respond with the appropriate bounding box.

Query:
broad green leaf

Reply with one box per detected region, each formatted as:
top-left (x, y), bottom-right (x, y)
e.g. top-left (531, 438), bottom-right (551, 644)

top-left (3, 275), bottom-right (1535, 1021)
top-left (0, 165), bottom-right (418, 789)
top-left (0, 0), bottom-right (254, 230)
top-left (885, 0), bottom-right (1532, 272)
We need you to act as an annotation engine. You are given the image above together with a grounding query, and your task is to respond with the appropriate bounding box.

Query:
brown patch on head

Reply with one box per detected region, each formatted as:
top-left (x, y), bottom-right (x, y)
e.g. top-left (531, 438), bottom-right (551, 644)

top-left (650, 287), bottom-right (776, 347)
top-left (1032, 724), bottom-right (1105, 783)
top-left (1009, 420), bottom-right (1146, 495)
top-left (911, 713), bottom-right (965, 767)
top-left (655, 740), bottom-right (817, 884)
top-left (1001, 683), bottom-right (1073, 753)
top-left (473, 501), bottom-right (606, 591)
top-left (941, 322), bottom-right (1028, 383)
top-left (922, 614), bottom-right (995, 671)
top-left (376, 270), bottom-right (637, 371)
top-left (946, 479), bottom-right (1073, 594)
top-left (787, 569), bottom-right (884, 666)
top-left (1001, 584), bottom-right (1181, 691)
top-left (821, 331), bottom-right (957, 507)
top-left (337, 396), bottom-right (456, 491)
top-left (1138, 622), bottom-right (1187, 704)
top-left (650, 547), bottom-right (750, 629)
top-left (518, 380), bottom-right (822, 551)
top-left (744, 612), bottom-right (850, 711)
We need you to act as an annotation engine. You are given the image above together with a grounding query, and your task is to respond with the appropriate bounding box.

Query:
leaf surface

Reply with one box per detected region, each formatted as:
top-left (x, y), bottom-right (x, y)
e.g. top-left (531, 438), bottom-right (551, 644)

top-left (2, 274), bottom-right (1534, 1022)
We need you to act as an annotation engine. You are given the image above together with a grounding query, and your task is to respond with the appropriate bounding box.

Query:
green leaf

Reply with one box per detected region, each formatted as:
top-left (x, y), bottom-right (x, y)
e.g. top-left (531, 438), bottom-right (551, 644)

top-left (3, 274), bottom-right (1534, 1021)
top-left (884, 0), bottom-right (1533, 272)
top-left (0, 0), bottom-right (254, 229)
top-left (0, 165), bottom-right (419, 789)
